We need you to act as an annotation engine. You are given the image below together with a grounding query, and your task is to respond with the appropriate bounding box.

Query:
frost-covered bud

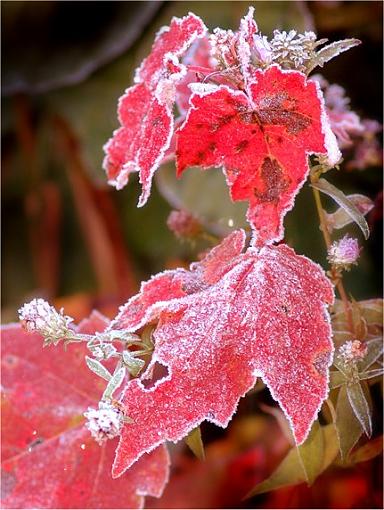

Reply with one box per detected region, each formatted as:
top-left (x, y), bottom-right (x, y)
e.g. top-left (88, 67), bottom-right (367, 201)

top-left (18, 298), bottom-right (73, 345)
top-left (210, 28), bottom-right (237, 68)
top-left (252, 34), bottom-right (272, 65)
top-left (328, 235), bottom-right (360, 269)
top-left (167, 209), bottom-right (202, 239)
top-left (84, 401), bottom-right (124, 445)
top-left (339, 340), bottom-right (368, 363)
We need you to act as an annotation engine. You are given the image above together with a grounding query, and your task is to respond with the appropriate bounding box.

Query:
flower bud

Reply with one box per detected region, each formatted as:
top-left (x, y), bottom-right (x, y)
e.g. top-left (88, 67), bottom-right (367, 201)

top-left (338, 340), bottom-right (368, 363)
top-left (84, 401), bottom-right (124, 445)
top-left (167, 209), bottom-right (201, 239)
top-left (18, 298), bottom-right (73, 345)
top-left (327, 235), bottom-right (360, 269)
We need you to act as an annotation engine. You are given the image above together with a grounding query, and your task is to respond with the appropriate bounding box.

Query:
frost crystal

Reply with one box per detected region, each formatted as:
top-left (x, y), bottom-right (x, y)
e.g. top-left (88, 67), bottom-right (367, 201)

top-left (18, 298), bottom-right (73, 345)
top-left (327, 235), bottom-right (360, 269)
top-left (339, 340), bottom-right (368, 363)
top-left (84, 401), bottom-right (124, 445)
top-left (270, 30), bottom-right (318, 69)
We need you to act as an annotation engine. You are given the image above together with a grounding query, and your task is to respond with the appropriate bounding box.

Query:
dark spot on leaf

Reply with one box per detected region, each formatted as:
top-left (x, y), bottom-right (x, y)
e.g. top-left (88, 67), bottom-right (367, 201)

top-left (254, 157), bottom-right (291, 203)
top-left (27, 437), bottom-right (44, 449)
top-left (251, 129), bottom-right (257, 134)
top-left (235, 140), bottom-right (249, 153)
top-left (3, 355), bottom-right (18, 368)
top-left (277, 136), bottom-right (283, 143)
top-left (219, 114), bottom-right (235, 126)
top-left (152, 116), bottom-right (163, 127)
top-left (257, 92), bottom-right (311, 135)
top-left (208, 142), bottom-right (216, 152)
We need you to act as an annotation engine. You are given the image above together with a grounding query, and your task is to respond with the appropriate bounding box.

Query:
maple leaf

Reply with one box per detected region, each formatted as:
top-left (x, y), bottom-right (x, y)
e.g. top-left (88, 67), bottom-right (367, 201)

top-left (1, 312), bottom-right (169, 509)
top-left (109, 231), bottom-right (334, 477)
top-left (103, 13), bottom-right (206, 206)
top-left (176, 65), bottom-right (341, 246)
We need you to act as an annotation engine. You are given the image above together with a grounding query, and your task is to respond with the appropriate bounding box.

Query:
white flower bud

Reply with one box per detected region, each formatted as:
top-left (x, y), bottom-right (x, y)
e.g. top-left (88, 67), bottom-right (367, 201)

top-left (84, 401), bottom-right (124, 445)
top-left (18, 298), bottom-right (73, 345)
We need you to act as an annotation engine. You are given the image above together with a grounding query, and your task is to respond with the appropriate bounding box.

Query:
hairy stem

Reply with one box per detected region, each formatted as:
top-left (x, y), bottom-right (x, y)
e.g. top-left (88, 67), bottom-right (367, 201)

top-left (310, 174), bottom-right (355, 335)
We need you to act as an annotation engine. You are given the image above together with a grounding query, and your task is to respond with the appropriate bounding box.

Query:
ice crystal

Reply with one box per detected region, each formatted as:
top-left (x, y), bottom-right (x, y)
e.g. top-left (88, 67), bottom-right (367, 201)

top-left (84, 401), bottom-right (124, 445)
top-left (18, 298), bottom-right (73, 345)
top-left (328, 235), bottom-right (360, 269)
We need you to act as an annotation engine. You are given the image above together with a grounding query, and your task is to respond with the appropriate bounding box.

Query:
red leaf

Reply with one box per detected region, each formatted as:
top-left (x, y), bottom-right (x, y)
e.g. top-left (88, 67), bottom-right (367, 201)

top-left (1, 312), bottom-right (169, 509)
top-left (176, 66), bottom-right (341, 246)
top-left (111, 231), bottom-right (334, 477)
top-left (103, 14), bottom-right (206, 205)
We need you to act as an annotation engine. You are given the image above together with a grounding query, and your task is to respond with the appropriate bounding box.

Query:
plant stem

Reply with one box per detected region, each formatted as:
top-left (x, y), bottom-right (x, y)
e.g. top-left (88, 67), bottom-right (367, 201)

top-left (310, 175), bottom-right (355, 335)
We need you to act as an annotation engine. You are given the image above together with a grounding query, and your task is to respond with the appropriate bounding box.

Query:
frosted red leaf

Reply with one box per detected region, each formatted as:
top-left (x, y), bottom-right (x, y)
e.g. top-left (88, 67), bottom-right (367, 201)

top-left (111, 231), bottom-right (334, 477)
top-left (1, 312), bottom-right (169, 509)
top-left (103, 13), bottom-right (206, 206)
top-left (176, 65), bottom-right (341, 246)
top-left (109, 230), bottom-right (246, 332)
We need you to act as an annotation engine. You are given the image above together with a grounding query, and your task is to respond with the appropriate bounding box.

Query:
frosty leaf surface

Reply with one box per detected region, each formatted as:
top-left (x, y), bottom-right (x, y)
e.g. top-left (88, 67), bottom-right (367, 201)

top-left (176, 65), bottom-right (340, 245)
top-left (111, 231), bottom-right (334, 477)
top-left (103, 13), bottom-right (206, 205)
top-left (1, 313), bottom-right (170, 509)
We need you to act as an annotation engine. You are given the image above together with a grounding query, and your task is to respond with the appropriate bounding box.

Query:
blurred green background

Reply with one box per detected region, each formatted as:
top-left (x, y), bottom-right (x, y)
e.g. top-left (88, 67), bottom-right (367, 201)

top-left (2, 1), bottom-right (382, 322)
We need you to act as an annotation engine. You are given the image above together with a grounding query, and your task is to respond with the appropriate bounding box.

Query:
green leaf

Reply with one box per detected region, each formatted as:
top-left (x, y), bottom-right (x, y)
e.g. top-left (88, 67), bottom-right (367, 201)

top-left (311, 178), bottom-right (370, 239)
top-left (359, 337), bottom-right (383, 371)
top-left (246, 423), bottom-right (338, 497)
top-left (102, 366), bottom-right (125, 400)
top-left (346, 382), bottom-right (372, 437)
top-left (324, 194), bottom-right (374, 233)
top-left (185, 426), bottom-right (205, 461)
top-left (307, 39), bottom-right (361, 74)
top-left (336, 385), bottom-right (364, 461)
top-left (329, 370), bottom-right (347, 389)
top-left (85, 356), bottom-right (112, 382)
top-left (359, 368), bottom-right (384, 381)
top-left (348, 436), bottom-right (383, 464)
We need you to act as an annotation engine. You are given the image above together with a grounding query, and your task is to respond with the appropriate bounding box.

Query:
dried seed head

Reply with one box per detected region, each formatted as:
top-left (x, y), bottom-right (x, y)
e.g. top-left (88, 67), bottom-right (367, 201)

top-left (84, 401), bottom-right (124, 445)
top-left (18, 298), bottom-right (73, 345)
top-left (327, 235), bottom-right (360, 269)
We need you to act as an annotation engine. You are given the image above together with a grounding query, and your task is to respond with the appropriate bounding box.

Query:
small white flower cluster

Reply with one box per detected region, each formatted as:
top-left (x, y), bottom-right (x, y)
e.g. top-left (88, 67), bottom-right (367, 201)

top-left (269, 30), bottom-right (319, 70)
top-left (327, 235), bottom-right (360, 269)
top-left (339, 340), bottom-right (368, 364)
top-left (84, 401), bottom-right (124, 445)
top-left (18, 298), bottom-right (73, 345)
